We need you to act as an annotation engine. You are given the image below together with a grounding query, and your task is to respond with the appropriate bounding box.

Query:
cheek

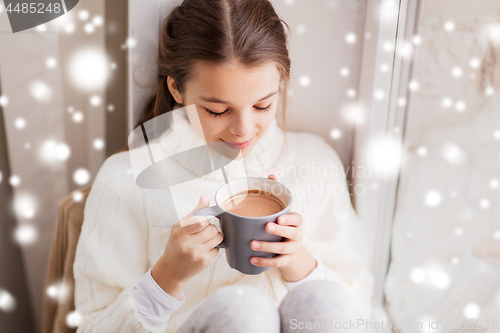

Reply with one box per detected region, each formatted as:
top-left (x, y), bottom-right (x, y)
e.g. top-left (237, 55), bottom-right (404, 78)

top-left (260, 107), bottom-right (277, 128)
top-left (200, 116), bottom-right (226, 140)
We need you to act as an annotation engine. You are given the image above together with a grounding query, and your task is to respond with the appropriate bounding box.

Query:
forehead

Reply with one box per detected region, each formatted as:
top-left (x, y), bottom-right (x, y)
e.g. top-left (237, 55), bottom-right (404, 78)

top-left (187, 60), bottom-right (281, 104)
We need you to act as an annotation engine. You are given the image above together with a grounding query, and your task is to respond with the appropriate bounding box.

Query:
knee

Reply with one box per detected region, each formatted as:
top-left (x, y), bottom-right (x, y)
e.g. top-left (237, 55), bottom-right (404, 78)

top-left (279, 280), bottom-right (364, 332)
top-left (209, 284), bottom-right (274, 310)
top-left (205, 284), bottom-right (280, 330)
top-left (285, 280), bottom-right (353, 306)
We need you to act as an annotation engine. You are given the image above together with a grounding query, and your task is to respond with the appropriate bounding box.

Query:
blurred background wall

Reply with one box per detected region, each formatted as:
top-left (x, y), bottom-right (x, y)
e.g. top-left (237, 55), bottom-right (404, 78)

top-left (271, 0), bottom-right (367, 169)
top-left (0, 0), bottom-right (127, 331)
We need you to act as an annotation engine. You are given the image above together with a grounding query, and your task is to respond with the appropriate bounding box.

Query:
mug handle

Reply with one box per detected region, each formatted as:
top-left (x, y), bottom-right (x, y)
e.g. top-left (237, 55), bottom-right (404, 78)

top-left (193, 206), bottom-right (225, 248)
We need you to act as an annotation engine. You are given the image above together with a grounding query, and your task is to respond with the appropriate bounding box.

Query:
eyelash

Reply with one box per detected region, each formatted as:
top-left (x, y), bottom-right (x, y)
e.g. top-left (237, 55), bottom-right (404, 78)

top-left (204, 103), bottom-right (272, 118)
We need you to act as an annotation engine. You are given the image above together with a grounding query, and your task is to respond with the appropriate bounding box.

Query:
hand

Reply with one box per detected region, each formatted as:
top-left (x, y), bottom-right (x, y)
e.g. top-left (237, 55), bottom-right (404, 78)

top-left (249, 174), bottom-right (304, 269)
top-left (486, 229), bottom-right (500, 260)
top-left (152, 196), bottom-right (223, 298)
top-left (472, 228), bottom-right (500, 266)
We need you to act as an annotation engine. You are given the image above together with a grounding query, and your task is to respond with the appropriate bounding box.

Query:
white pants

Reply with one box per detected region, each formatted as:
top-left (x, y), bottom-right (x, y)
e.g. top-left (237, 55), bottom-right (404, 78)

top-left (175, 280), bottom-right (365, 333)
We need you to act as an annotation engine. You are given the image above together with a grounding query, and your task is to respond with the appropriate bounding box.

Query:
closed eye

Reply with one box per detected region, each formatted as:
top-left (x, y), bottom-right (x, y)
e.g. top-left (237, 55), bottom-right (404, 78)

top-left (204, 108), bottom-right (229, 117)
top-left (204, 103), bottom-right (272, 118)
top-left (254, 103), bottom-right (272, 111)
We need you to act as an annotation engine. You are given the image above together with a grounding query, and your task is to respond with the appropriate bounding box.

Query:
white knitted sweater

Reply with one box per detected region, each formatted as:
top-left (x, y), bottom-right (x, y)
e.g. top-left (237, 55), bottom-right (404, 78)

top-left (73, 106), bottom-right (375, 332)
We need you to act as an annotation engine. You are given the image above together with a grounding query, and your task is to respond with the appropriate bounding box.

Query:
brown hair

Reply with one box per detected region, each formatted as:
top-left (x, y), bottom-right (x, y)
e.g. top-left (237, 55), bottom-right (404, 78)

top-left (133, 0), bottom-right (291, 138)
top-left (480, 40), bottom-right (500, 92)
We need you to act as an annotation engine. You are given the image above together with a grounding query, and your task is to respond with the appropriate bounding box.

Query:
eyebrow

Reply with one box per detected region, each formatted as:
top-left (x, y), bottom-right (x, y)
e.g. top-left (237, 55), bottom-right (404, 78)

top-left (198, 91), bottom-right (279, 104)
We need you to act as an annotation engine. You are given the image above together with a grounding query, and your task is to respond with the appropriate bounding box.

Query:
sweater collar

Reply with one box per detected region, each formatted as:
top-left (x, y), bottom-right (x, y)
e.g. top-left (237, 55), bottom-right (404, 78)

top-left (158, 103), bottom-right (286, 181)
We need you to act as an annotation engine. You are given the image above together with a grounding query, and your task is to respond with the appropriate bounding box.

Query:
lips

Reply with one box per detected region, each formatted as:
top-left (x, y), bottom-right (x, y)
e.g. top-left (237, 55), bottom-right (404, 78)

top-left (221, 137), bottom-right (254, 150)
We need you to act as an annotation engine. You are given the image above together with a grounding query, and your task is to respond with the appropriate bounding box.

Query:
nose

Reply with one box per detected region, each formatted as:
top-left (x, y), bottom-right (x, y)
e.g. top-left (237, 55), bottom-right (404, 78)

top-left (227, 110), bottom-right (254, 139)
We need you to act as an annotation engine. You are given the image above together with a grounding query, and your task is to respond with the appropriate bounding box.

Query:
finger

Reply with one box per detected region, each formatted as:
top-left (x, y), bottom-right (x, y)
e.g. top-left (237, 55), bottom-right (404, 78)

top-left (250, 253), bottom-right (294, 268)
top-left (200, 231), bottom-right (224, 251)
top-left (265, 222), bottom-right (301, 241)
top-left (276, 212), bottom-right (302, 227)
top-left (181, 215), bottom-right (210, 233)
top-left (181, 196), bottom-right (210, 221)
top-left (192, 223), bottom-right (218, 241)
top-left (268, 174), bottom-right (279, 182)
top-left (207, 247), bottom-right (219, 259)
top-left (250, 239), bottom-right (300, 255)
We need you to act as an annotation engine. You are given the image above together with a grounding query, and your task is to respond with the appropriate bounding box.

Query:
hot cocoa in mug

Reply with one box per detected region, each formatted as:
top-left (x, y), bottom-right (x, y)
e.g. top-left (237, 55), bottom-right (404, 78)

top-left (221, 190), bottom-right (285, 218)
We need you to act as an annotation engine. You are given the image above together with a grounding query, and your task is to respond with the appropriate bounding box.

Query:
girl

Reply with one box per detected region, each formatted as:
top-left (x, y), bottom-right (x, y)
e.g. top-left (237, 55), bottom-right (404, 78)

top-left (73, 0), bottom-right (374, 332)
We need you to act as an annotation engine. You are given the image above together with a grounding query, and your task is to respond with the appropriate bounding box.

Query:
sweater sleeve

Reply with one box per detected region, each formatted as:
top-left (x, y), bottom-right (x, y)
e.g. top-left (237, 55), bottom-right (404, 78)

top-left (73, 154), bottom-right (167, 333)
top-left (297, 137), bottom-right (375, 320)
top-left (131, 268), bottom-right (185, 329)
top-left (305, 199), bottom-right (375, 320)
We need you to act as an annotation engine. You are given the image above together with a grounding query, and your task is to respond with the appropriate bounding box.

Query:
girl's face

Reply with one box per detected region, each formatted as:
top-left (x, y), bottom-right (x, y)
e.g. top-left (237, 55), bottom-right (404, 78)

top-left (167, 61), bottom-right (281, 158)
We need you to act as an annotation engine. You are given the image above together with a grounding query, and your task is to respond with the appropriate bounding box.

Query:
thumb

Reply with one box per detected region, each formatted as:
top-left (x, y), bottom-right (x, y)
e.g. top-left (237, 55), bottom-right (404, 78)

top-left (179, 196), bottom-right (211, 227)
top-left (186, 195), bottom-right (210, 219)
top-left (268, 174), bottom-right (279, 182)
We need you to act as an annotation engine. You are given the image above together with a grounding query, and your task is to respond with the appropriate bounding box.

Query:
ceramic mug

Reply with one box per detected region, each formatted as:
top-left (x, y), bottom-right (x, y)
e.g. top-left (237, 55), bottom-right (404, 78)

top-left (194, 177), bottom-right (293, 275)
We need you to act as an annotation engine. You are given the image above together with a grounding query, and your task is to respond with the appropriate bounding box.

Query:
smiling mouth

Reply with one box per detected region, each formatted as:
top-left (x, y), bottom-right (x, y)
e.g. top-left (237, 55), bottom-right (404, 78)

top-left (221, 137), bottom-right (254, 150)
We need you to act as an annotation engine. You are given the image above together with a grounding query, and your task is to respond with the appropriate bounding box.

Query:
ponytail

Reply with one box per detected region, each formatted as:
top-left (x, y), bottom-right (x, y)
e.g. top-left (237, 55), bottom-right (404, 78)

top-left (134, 78), bottom-right (176, 130)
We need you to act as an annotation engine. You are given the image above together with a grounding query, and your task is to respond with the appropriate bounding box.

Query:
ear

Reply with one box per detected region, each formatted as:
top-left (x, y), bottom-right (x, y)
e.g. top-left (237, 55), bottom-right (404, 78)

top-left (166, 76), bottom-right (184, 105)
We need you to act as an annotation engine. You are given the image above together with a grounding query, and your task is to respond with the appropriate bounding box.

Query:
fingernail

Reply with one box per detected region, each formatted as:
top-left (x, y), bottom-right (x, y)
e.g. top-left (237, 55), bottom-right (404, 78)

top-left (252, 241), bottom-right (260, 249)
top-left (268, 223), bottom-right (275, 231)
top-left (251, 258), bottom-right (259, 264)
top-left (279, 216), bottom-right (286, 224)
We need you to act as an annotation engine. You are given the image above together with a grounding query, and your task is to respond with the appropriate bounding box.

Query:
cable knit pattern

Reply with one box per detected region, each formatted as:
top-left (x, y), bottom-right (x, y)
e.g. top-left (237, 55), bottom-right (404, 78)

top-left (73, 105), bottom-right (374, 332)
